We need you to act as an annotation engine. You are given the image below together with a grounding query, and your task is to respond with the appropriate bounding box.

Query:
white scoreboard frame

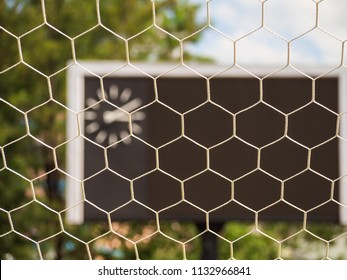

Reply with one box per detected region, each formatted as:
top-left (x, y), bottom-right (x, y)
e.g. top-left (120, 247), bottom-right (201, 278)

top-left (66, 62), bottom-right (347, 225)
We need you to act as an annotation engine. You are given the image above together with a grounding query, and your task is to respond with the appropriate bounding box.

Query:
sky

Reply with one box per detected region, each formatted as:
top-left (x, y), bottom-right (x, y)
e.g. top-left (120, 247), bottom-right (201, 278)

top-left (185, 0), bottom-right (347, 69)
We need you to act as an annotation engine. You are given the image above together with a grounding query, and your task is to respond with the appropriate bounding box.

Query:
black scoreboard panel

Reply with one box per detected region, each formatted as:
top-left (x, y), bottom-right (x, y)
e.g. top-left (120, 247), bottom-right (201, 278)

top-left (83, 76), bottom-right (339, 223)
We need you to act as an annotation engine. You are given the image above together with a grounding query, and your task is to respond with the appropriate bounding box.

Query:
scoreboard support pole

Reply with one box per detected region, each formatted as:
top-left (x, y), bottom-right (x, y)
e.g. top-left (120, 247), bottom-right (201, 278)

top-left (196, 223), bottom-right (224, 260)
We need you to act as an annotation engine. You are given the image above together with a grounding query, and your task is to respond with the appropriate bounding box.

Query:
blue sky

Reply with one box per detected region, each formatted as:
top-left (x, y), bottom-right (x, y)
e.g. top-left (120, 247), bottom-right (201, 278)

top-left (185, 0), bottom-right (347, 68)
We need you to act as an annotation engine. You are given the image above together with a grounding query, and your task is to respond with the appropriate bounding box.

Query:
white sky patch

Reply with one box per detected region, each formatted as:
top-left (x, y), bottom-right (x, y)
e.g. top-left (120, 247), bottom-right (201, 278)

top-left (209, 0), bottom-right (262, 40)
top-left (236, 28), bottom-right (288, 69)
top-left (189, 0), bottom-right (347, 67)
top-left (290, 29), bottom-right (343, 67)
top-left (184, 27), bottom-right (234, 65)
top-left (264, 0), bottom-right (316, 40)
top-left (318, 0), bottom-right (347, 40)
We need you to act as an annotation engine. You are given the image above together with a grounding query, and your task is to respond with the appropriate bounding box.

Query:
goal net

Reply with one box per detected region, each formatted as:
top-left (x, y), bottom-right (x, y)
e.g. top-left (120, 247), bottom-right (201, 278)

top-left (1, 0), bottom-right (347, 260)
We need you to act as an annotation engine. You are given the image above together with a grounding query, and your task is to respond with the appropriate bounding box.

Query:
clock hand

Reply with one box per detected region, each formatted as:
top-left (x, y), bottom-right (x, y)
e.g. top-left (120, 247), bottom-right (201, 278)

top-left (103, 98), bottom-right (143, 124)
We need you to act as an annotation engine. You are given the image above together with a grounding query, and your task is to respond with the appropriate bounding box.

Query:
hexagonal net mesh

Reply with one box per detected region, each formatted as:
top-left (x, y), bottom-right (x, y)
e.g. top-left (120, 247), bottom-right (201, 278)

top-left (1, 0), bottom-right (347, 260)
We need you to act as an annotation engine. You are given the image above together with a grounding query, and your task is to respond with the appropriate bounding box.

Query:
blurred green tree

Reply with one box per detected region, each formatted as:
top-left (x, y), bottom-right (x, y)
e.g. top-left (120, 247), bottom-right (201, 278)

top-left (0, 0), bottom-right (206, 259)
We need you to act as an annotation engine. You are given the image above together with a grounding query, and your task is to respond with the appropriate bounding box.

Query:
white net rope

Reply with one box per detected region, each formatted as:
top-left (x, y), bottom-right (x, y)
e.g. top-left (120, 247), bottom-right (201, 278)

top-left (1, 0), bottom-right (347, 260)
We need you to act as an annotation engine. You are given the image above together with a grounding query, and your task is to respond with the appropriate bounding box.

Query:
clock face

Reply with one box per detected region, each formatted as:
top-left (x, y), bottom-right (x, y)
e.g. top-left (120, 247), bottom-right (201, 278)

top-left (84, 78), bottom-right (152, 147)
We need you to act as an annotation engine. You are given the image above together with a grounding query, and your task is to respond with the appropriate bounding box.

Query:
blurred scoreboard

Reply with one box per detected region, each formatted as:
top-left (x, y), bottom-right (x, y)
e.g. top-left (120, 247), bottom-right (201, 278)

top-left (67, 63), bottom-right (347, 224)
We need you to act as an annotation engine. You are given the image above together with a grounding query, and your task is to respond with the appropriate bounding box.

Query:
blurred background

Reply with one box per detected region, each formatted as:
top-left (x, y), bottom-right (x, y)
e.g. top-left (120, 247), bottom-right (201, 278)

top-left (1, 0), bottom-right (347, 260)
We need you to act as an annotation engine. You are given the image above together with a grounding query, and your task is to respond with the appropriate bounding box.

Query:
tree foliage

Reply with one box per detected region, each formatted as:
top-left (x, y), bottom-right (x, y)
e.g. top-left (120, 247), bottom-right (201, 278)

top-left (0, 0), bottom-right (205, 259)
